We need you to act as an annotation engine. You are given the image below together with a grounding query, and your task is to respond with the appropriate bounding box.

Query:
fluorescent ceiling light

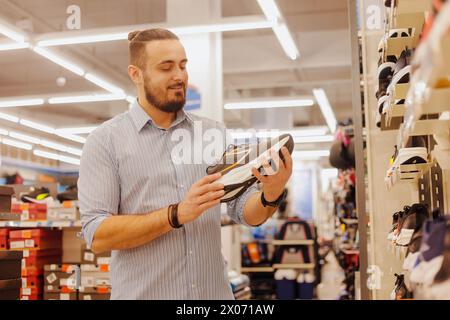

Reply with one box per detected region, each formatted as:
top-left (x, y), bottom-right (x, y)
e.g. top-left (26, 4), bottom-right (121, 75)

top-left (1, 138), bottom-right (32, 150)
top-left (126, 96), bottom-right (135, 104)
top-left (33, 149), bottom-right (80, 166)
top-left (257, 0), bottom-right (282, 22)
top-left (33, 47), bottom-right (85, 76)
top-left (0, 20), bottom-right (27, 42)
top-left (0, 112), bottom-right (19, 123)
top-left (0, 98), bottom-right (44, 108)
top-left (313, 89), bottom-right (337, 133)
top-left (0, 42), bottom-right (29, 51)
top-left (272, 24), bottom-right (299, 60)
top-left (85, 73), bottom-right (125, 95)
top-left (49, 94), bottom-right (125, 104)
top-left (55, 126), bottom-right (97, 135)
top-left (321, 168), bottom-right (339, 177)
top-left (224, 98), bottom-right (313, 110)
top-left (0, 128), bottom-right (8, 136)
top-left (37, 32), bottom-right (128, 47)
top-left (9, 131), bottom-right (41, 144)
top-left (35, 20), bottom-right (273, 47)
top-left (257, 0), bottom-right (299, 60)
top-left (19, 119), bottom-right (56, 134)
top-left (294, 135), bottom-right (334, 144)
top-left (40, 139), bottom-right (82, 156)
top-left (292, 150), bottom-right (330, 159)
top-left (55, 132), bottom-right (86, 144)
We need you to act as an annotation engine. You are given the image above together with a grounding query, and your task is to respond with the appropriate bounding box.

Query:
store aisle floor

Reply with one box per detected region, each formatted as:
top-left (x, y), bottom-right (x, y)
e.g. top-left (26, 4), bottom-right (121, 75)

top-left (317, 252), bottom-right (346, 300)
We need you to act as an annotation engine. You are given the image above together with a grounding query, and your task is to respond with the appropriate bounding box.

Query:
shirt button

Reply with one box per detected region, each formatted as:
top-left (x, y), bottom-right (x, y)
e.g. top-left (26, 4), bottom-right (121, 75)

top-left (192, 284), bottom-right (196, 289)
top-left (190, 250), bottom-right (193, 255)
top-left (178, 184), bottom-right (184, 188)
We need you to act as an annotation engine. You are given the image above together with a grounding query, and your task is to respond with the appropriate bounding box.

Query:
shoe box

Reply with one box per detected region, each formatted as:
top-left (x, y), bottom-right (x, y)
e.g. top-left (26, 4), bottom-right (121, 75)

top-left (47, 201), bottom-right (79, 221)
top-left (0, 251), bottom-right (23, 300)
top-left (0, 251), bottom-right (23, 280)
top-left (80, 264), bottom-right (111, 288)
top-left (0, 278), bottom-right (21, 300)
top-left (0, 228), bottom-right (8, 249)
top-left (0, 186), bottom-right (14, 215)
top-left (11, 203), bottom-right (47, 221)
top-left (79, 286), bottom-right (111, 300)
top-left (81, 244), bottom-right (111, 265)
top-left (43, 264), bottom-right (78, 300)
top-left (9, 229), bottom-right (62, 250)
top-left (43, 292), bottom-right (78, 300)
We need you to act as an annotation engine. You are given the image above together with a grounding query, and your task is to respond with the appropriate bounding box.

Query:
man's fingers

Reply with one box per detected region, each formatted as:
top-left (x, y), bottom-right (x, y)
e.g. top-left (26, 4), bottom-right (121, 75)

top-left (281, 147), bottom-right (293, 172)
top-left (192, 182), bottom-right (224, 196)
top-left (198, 198), bottom-right (221, 211)
top-left (196, 190), bottom-right (225, 205)
top-left (252, 167), bottom-right (268, 183)
top-left (194, 172), bottom-right (222, 187)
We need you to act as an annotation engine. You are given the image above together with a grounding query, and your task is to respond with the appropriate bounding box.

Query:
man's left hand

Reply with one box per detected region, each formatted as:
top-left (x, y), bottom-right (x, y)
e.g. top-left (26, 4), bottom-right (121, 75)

top-left (251, 146), bottom-right (293, 202)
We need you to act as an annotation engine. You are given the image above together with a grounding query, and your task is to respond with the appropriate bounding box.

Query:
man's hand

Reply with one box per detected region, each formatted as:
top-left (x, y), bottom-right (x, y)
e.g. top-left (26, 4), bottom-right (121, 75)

top-left (251, 147), bottom-right (293, 202)
top-left (177, 173), bottom-right (224, 225)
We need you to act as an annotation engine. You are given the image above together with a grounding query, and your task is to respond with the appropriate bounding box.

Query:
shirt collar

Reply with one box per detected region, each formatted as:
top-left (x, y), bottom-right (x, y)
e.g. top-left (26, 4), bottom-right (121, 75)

top-left (129, 98), bottom-right (194, 132)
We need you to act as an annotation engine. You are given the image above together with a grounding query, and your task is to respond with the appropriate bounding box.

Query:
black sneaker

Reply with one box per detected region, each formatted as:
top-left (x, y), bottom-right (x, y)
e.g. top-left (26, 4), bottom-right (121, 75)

top-left (21, 187), bottom-right (51, 203)
top-left (396, 203), bottom-right (429, 246)
top-left (393, 273), bottom-right (413, 299)
top-left (206, 134), bottom-right (294, 202)
top-left (57, 185), bottom-right (78, 202)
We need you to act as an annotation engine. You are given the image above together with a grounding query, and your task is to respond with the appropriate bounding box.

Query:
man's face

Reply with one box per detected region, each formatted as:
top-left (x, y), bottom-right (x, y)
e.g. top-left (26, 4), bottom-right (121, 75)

top-left (140, 40), bottom-right (188, 113)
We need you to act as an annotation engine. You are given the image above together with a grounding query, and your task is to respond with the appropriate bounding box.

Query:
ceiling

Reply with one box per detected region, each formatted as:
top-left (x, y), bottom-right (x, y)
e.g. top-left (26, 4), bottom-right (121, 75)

top-left (0, 0), bottom-right (353, 150)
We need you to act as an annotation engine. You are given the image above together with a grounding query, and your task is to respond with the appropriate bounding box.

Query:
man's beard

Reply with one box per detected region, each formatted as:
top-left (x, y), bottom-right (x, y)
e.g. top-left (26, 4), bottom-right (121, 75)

top-left (144, 81), bottom-right (186, 113)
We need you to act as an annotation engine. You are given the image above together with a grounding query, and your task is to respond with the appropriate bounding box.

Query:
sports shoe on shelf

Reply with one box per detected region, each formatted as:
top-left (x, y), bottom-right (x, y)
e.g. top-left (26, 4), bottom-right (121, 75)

top-left (387, 50), bottom-right (412, 95)
top-left (20, 187), bottom-right (51, 204)
top-left (206, 134), bottom-right (294, 202)
top-left (392, 136), bottom-right (428, 166)
top-left (57, 185), bottom-right (78, 202)
top-left (392, 273), bottom-right (413, 300)
top-left (395, 203), bottom-right (429, 246)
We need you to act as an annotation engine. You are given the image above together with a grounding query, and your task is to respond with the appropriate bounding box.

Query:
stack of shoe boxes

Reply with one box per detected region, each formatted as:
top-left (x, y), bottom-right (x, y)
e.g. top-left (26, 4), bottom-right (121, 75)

top-left (79, 245), bottom-right (111, 300)
top-left (11, 203), bottom-right (47, 221)
top-left (43, 264), bottom-right (78, 300)
top-left (0, 251), bottom-right (22, 300)
top-left (47, 201), bottom-right (79, 221)
top-left (8, 229), bottom-right (62, 300)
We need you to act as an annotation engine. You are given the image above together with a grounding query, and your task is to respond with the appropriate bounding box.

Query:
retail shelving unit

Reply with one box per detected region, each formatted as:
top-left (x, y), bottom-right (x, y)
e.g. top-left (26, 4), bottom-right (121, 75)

top-left (359, 0), bottom-right (449, 299)
top-left (0, 220), bottom-right (81, 228)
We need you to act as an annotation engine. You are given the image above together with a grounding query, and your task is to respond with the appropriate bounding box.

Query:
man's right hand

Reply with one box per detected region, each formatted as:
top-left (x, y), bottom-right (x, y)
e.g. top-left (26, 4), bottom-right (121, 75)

top-left (177, 173), bottom-right (225, 225)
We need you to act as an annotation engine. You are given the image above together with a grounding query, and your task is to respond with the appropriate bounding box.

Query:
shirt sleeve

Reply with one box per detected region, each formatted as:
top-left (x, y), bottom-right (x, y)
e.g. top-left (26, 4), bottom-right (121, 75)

top-left (215, 122), bottom-right (259, 227)
top-left (78, 128), bottom-right (120, 248)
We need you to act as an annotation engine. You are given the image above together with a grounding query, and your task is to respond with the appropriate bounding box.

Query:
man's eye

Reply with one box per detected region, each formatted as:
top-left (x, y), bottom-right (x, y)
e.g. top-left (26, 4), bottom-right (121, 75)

top-left (161, 65), bottom-right (171, 71)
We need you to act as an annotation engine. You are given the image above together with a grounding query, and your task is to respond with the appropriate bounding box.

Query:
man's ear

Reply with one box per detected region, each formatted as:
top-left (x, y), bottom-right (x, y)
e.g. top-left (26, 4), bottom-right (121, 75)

top-left (128, 65), bottom-right (143, 85)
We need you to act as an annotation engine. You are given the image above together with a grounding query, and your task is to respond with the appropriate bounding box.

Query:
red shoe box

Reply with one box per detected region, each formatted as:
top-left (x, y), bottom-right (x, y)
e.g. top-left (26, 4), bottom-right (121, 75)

top-left (22, 266), bottom-right (43, 277)
top-left (22, 248), bottom-right (62, 259)
top-left (10, 237), bottom-right (62, 250)
top-left (9, 229), bottom-right (61, 239)
top-left (22, 276), bottom-right (43, 288)
top-left (0, 229), bottom-right (8, 250)
top-left (23, 254), bottom-right (61, 269)
top-left (79, 293), bottom-right (110, 300)
top-left (20, 294), bottom-right (42, 300)
top-left (21, 286), bottom-right (42, 296)
top-left (11, 203), bottom-right (47, 213)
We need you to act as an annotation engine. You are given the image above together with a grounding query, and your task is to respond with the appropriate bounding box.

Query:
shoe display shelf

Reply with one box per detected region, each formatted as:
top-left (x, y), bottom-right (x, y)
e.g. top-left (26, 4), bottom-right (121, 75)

top-left (341, 218), bottom-right (359, 225)
top-left (386, 36), bottom-right (415, 56)
top-left (0, 220), bottom-right (81, 229)
top-left (385, 163), bottom-right (431, 189)
top-left (240, 267), bottom-right (274, 273)
top-left (389, 0), bottom-right (429, 44)
top-left (384, 83), bottom-right (410, 126)
top-left (272, 263), bottom-right (315, 270)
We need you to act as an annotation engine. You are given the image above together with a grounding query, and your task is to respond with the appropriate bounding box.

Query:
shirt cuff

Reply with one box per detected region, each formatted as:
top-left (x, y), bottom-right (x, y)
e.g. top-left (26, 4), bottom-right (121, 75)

top-left (80, 212), bottom-right (110, 249)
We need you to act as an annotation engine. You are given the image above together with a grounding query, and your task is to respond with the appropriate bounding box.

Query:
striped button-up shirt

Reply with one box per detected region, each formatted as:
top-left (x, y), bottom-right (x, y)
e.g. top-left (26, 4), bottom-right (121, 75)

top-left (78, 100), bottom-right (257, 300)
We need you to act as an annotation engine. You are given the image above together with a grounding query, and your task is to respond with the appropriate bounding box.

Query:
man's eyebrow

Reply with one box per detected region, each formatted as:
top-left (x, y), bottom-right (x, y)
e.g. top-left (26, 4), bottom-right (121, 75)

top-left (157, 59), bottom-right (188, 65)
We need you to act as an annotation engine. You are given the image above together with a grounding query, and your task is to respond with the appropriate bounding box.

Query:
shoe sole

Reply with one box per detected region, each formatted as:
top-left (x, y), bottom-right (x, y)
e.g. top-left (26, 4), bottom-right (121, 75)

top-left (395, 147), bottom-right (427, 165)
